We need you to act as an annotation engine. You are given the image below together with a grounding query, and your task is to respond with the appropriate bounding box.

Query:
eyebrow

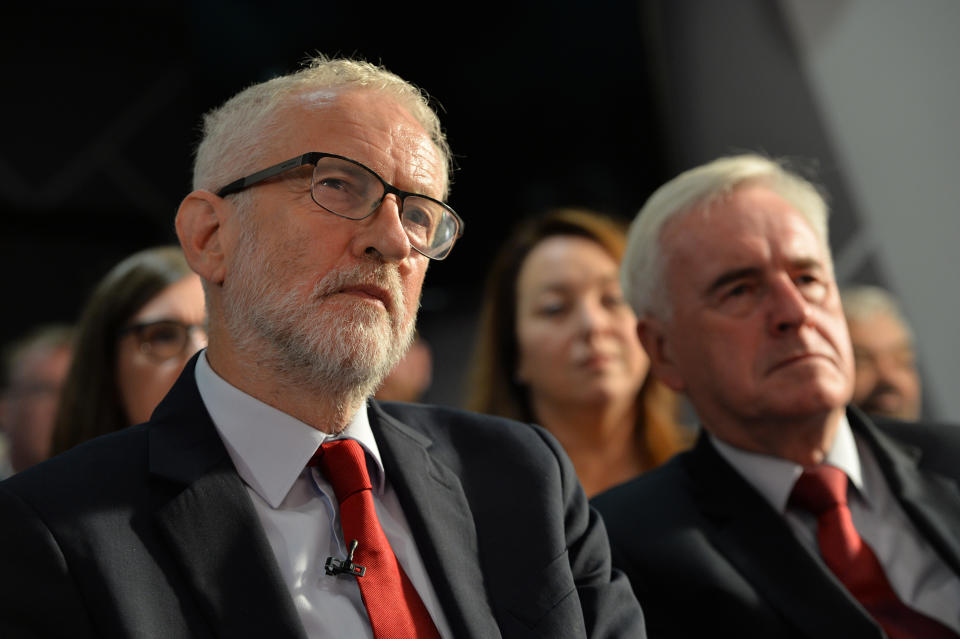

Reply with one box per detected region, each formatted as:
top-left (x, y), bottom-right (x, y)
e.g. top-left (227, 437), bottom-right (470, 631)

top-left (704, 267), bottom-right (761, 297)
top-left (534, 273), bottom-right (620, 292)
top-left (703, 257), bottom-right (825, 297)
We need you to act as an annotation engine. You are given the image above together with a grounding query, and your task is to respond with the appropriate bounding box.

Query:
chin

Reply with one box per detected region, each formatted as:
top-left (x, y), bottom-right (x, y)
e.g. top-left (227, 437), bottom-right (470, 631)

top-left (576, 383), bottom-right (636, 407)
top-left (776, 386), bottom-right (849, 419)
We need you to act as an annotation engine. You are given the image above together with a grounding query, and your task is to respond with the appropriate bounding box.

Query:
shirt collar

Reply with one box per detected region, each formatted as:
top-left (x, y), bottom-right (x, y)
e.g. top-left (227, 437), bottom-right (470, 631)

top-left (194, 350), bottom-right (386, 508)
top-left (709, 413), bottom-right (862, 514)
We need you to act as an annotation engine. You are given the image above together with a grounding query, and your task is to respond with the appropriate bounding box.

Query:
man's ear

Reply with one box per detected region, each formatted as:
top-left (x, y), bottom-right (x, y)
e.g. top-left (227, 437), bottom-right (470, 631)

top-left (176, 190), bottom-right (228, 285)
top-left (638, 317), bottom-right (686, 392)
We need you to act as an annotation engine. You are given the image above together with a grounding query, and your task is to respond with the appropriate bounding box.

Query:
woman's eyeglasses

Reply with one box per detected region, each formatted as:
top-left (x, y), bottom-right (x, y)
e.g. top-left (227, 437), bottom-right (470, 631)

top-left (119, 320), bottom-right (207, 363)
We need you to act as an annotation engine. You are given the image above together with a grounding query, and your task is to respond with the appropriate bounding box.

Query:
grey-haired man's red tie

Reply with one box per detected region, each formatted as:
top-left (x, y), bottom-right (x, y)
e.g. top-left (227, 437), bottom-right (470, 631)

top-left (790, 465), bottom-right (958, 639)
top-left (311, 439), bottom-right (442, 639)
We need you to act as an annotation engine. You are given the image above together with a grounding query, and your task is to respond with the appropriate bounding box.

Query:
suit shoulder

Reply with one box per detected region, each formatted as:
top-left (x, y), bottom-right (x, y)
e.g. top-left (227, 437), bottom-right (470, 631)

top-left (372, 401), bottom-right (573, 487)
top-left (374, 400), bottom-right (525, 429)
top-left (873, 417), bottom-right (960, 481)
top-left (374, 401), bottom-right (555, 450)
top-left (594, 450), bottom-right (693, 500)
top-left (591, 451), bottom-right (699, 532)
top-left (0, 424), bottom-right (151, 510)
top-left (876, 417), bottom-right (960, 447)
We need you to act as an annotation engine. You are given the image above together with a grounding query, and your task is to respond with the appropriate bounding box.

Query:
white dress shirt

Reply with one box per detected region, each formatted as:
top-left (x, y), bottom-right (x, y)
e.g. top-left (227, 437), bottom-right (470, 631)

top-left (710, 416), bottom-right (960, 632)
top-left (194, 352), bottom-right (453, 639)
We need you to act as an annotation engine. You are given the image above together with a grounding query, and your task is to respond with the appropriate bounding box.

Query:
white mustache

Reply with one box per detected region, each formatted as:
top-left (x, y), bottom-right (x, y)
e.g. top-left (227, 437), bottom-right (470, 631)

top-left (312, 263), bottom-right (405, 316)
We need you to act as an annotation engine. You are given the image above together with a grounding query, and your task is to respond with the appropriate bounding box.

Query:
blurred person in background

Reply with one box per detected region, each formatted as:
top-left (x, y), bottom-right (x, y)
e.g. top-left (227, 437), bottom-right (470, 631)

top-left (50, 245), bottom-right (206, 455)
top-left (0, 324), bottom-right (74, 476)
top-left (374, 331), bottom-right (432, 402)
top-left (468, 208), bottom-right (689, 497)
top-left (841, 285), bottom-right (922, 420)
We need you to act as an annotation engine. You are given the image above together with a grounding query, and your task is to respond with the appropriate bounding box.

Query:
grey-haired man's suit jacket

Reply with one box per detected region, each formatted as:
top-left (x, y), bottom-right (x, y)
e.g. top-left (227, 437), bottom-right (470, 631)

top-left (592, 407), bottom-right (960, 639)
top-left (0, 357), bottom-right (644, 638)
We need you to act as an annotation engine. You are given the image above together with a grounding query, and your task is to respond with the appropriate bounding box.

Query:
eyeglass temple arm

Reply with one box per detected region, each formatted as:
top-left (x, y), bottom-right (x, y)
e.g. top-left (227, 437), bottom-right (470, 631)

top-left (216, 153), bottom-right (317, 197)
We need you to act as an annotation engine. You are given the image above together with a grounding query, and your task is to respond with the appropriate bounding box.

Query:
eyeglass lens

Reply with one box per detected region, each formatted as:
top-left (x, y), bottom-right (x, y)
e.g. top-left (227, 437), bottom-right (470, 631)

top-left (310, 157), bottom-right (459, 259)
top-left (135, 321), bottom-right (207, 362)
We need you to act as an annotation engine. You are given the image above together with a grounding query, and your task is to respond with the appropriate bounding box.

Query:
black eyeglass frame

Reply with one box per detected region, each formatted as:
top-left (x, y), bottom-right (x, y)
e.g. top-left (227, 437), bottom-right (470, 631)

top-left (216, 152), bottom-right (464, 260)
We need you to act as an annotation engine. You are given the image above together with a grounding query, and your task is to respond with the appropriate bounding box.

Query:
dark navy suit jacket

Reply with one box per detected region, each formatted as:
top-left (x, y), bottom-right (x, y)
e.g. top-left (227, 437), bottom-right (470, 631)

top-left (0, 357), bottom-right (644, 638)
top-left (593, 407), bottom-right (960, 639)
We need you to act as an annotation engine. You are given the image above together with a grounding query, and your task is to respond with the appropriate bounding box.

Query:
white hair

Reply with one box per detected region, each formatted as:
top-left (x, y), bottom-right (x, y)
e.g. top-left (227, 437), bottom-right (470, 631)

top-left (621, 154), bottom-right (830, 318)
top-left (841, 285), bottom-right (914, 341)
top-left (193, 55), bottom-right (452, 198)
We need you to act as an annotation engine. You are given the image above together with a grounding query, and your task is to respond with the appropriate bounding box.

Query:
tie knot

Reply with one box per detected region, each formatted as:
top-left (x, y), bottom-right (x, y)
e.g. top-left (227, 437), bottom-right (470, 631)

top-left (790, 465), bottom-right (849, 515)
top-left (309, 439), bottom-right (372, 504)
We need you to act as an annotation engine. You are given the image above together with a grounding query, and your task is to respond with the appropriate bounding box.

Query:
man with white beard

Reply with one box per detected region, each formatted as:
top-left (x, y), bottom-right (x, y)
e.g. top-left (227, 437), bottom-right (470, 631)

top-left (0, 57), bottom-right (643, 639)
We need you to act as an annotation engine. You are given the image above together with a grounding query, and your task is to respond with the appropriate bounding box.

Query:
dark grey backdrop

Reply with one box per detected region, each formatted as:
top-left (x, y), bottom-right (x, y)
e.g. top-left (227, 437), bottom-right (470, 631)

top-left (1, 2), bottom-right (881, 409)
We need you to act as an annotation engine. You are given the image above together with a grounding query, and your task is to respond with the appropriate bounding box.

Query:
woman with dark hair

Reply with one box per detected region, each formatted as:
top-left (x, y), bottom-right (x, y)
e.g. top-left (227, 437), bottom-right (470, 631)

top-left (51, 246), bottom-right (206, 455)
top-left (467, 209), bottom-right (689, 496)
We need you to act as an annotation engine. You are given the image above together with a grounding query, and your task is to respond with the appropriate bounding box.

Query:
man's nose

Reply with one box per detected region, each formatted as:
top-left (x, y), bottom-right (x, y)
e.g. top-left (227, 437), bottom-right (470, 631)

top-left (767, 278), bottom-right (811, 335)
top-left (356, 195), bottom-right (412, 262)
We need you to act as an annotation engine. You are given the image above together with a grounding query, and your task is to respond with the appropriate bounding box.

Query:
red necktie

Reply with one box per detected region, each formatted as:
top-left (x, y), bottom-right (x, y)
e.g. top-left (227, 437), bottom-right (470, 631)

top-left (789, 465), bottom-right (958, 639)
top-left (311, 439), bottom-right (442, 639)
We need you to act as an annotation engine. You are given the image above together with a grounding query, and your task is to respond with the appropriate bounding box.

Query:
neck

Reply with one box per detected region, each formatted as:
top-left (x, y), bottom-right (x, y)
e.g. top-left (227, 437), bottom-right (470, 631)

top-left (706, 407), bottom-right (846, 466)
top-left (531, 394), bottom-right (645, 497)
top-left (205, 333), bottom-right (369, 434)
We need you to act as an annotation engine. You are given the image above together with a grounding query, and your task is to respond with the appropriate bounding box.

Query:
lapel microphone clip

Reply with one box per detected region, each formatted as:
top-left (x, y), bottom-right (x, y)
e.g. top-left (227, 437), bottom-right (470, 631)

top-left (325, 539), bottom-right (366, 577)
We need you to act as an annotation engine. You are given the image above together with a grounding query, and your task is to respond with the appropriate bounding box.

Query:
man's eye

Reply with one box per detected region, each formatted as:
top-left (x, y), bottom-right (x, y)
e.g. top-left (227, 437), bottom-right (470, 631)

top-left (713, 282), bottom-right (760, 316)
top-left (796, 274), bottom-right (828, 301)
top-left (317, 177), bottom-right (349, 191)
top-left (727, 283), bottom-right (750, 297)
top-left (403, 206), bottom-right (432, 228)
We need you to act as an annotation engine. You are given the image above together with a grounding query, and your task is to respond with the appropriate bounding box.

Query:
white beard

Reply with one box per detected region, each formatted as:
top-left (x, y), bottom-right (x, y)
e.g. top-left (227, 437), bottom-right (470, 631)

top-left (221, 220), bottom-right (417, 402)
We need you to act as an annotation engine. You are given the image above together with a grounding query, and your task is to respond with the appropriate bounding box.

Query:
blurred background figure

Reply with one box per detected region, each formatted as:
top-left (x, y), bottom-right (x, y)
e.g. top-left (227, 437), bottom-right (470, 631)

top-left (50, 246), bottom-right (206, 457)
top-left (374, 332), bottom-right (433, 403)
top-left (841, 285), bottom-right (923, 421)
top-left (0, 324), bottom-right (74, 476)
top-left (467, 209), bottom-right (689, 496)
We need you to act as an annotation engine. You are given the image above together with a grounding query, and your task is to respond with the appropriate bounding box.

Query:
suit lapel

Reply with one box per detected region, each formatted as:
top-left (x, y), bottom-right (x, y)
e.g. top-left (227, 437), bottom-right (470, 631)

top-left (685, 434), bottom-right (883, 639)
top-left (851, 409), bottom-right (960, 576)
top-left (369, 402), bottom-right (501, 639)
top-left (147, 359), bottom-right (307, 639)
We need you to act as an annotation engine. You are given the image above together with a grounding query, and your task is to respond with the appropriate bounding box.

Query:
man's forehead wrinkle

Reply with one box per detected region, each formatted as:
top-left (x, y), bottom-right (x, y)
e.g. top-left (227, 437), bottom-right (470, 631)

top-left (659, 214), bottom-right (704, 296)
top-left (781, 228), bottom-right (825, 264)
top-left (660, 209), bottom-right (759, 271)
top-left (398, 132), bottom-right (444, 198)
top-left (287, 90), bottom-right (444, 199)
top-left (370, 94), bottom-right (447, 198)
top-left (661, 212), bottom-right (818, 313)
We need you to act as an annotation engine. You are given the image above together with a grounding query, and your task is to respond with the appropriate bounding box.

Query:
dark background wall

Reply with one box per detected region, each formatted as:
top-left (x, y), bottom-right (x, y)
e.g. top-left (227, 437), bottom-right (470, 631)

top-left (3, 1), bottom-right (956, 418)
top-left (2, 1), bottom-right (667, 406)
